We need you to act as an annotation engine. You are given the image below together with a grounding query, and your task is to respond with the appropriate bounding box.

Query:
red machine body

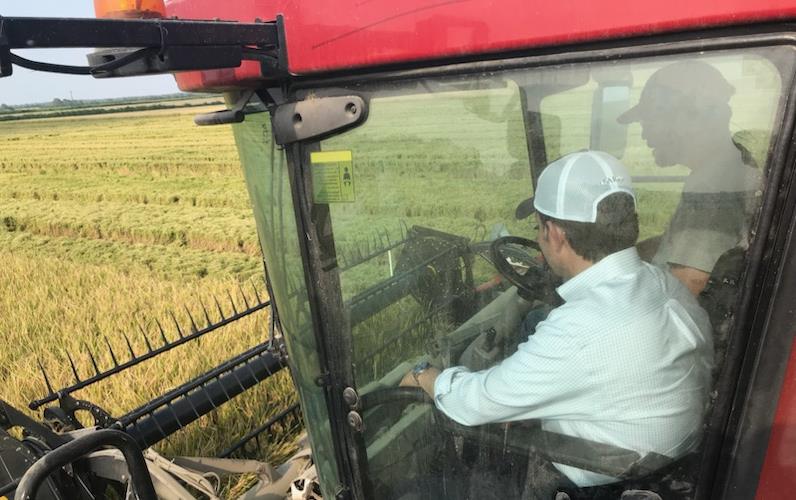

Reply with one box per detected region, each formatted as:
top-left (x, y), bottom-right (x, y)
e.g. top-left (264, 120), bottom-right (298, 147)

top-left (161, 1), bottom-right (796, 497)
top-left (166, 0), bottom-right (796, 87)
top-left (755, 337), bottom-right (796, 498)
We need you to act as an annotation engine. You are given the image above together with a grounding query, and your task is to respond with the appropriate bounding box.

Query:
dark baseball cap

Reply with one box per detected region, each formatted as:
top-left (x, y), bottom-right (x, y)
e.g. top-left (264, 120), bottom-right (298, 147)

top-left (617, 60), bottom-right (735, 124)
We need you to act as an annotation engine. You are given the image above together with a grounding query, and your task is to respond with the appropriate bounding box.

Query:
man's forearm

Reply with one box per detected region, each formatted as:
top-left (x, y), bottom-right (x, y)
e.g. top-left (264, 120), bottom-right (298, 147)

top-left (400, 366), bottom-right (440, 397)
top-left (670, 264), bottom-right (710, 296)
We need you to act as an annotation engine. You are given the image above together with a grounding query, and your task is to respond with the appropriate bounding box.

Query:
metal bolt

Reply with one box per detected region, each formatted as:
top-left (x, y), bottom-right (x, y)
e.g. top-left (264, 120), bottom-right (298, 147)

top-left (342, 387), bottom-right (359, 408)
top-left (347, 411), bottom-right (364, 432)
top-left (345, 102), bottom-right (358, 115)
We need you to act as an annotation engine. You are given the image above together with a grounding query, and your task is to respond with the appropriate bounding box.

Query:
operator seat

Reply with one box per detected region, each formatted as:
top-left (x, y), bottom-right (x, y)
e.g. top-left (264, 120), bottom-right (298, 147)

top-left (561, 246), bottom-right (750, 499)
top-left (698, 246), bottom-right (746, 376)
top-left (433, 246), bottom-right (751, 499)
top-left (436, 418), bottom-right (696, 500)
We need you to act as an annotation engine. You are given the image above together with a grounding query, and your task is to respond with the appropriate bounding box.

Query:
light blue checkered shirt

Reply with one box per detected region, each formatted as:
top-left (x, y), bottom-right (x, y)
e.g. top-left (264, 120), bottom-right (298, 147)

top-left (434, 247), bottom-right (714, 486)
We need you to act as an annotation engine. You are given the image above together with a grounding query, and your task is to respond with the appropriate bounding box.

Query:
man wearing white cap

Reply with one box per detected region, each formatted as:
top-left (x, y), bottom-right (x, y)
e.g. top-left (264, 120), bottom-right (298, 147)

top-left (402, 150), bottom-right (713, 496)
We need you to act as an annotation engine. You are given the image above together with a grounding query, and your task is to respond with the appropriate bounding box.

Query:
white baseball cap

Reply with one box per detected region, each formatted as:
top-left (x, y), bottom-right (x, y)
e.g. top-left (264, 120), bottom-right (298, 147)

top-left (515, 150), bottom-right (636, 223)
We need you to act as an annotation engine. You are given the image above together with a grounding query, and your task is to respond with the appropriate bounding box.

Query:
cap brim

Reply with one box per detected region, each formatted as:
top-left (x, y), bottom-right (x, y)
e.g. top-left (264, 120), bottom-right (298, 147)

top-left (515, 197), bottom-right (535, 220)
top-left (616, 104), bottom-right (642, 124)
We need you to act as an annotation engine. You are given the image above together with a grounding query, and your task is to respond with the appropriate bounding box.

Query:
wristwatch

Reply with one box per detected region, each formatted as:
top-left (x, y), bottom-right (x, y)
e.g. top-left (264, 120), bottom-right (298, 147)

top-left (411, 360), bottom-right (432, 384)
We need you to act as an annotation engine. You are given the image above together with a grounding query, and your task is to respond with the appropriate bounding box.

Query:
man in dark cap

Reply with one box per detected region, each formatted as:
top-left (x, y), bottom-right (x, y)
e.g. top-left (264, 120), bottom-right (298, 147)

top-left (618, 60), bottom-right (761, 296)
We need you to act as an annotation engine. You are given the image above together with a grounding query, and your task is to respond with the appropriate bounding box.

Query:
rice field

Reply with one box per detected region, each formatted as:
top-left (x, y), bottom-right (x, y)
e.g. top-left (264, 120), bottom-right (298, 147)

top-left (0, 104), bottom-right (299, 464)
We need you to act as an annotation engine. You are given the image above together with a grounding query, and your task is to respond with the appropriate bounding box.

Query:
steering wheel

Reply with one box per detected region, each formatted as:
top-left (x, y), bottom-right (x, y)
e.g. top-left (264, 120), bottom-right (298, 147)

top-left (360, 386), bottom-right (433, 410)
top-left (359, 387), bottom-right (482, 498)
top-left (360, 386), bottom-right (472, 449)
top-left (489, 236), bottom-right (551, 301)
top-left (359, 387), bottom-right (532, 461)
top-left (360, 386), bottom-right (458, 454)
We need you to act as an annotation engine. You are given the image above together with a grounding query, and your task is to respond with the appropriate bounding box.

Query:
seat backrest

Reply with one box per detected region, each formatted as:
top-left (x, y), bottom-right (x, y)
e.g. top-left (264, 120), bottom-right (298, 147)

top-left (698, 246), bottom-right (747, 374)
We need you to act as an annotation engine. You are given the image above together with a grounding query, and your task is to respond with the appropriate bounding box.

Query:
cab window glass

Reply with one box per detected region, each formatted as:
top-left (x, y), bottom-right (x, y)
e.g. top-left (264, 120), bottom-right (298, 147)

top-left (541, 50), bottom-right (788, 367)
top-left (320, 81), bottom-right (533, 385)
top-left (542, 51), bottom-right (783, 240)
top-left (306, 47), bottom-right (793, 499)
top-left (231, 108), bottom-right (341, 497)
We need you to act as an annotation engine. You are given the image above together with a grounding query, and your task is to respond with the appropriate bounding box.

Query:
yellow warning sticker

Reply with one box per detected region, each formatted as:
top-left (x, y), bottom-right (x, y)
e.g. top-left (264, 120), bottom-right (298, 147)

top-left (310, 150), bottom-right (355, 203)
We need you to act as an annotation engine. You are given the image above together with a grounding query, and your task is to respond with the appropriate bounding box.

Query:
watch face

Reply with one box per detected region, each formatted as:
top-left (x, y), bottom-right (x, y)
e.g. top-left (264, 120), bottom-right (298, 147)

top-left (413, 361), bottom-right (431, 374)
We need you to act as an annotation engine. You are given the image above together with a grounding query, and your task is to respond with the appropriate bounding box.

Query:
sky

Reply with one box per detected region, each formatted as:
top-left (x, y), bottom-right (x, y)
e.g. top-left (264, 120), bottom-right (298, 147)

top-left (0, 1), bottom-right (179, 106)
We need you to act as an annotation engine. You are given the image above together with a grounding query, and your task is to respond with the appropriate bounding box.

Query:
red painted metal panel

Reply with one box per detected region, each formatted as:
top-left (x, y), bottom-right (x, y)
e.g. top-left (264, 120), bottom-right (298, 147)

top-left (165, 0), bottom-right (796, 88)
top-left (755, 335), bottom-right (796, 499)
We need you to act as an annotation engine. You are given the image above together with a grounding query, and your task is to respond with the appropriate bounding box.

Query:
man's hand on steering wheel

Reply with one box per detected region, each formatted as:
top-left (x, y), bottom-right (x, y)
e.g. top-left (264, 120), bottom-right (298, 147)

top-left (490, 236), bottom-right (556, 301)
top-left (400, 361), bottom-right (440, 398)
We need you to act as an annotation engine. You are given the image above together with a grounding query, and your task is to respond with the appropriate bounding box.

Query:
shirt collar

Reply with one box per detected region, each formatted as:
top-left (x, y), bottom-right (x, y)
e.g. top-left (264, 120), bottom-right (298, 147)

top-left (556, 247), bottom-right (643, 302)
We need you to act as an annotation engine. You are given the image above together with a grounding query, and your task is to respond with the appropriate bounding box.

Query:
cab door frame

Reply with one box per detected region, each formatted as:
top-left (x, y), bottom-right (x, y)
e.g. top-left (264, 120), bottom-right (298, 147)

top-left (280, 25), bottom-right (796, 499)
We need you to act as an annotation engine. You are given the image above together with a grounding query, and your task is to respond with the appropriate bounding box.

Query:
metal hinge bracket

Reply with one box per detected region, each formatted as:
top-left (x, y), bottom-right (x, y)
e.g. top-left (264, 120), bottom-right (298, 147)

top-left (272, 95), bottom-right (367, 145)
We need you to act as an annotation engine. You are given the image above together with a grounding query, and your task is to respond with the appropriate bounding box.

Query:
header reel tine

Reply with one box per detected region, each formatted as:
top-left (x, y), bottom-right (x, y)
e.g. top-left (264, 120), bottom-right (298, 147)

top-left (198, 298), bottom-right (213, 327)
top-left (184, 305), bottom-right (199, 334)
top-left (104, 336), bottom-right (119, 367)
top-left (83, 341), bottom-right (101, 376)
top-left (238, 283), bottom-right (251, 309)
top-left (251, 280), bottom-right (263, 304)
top-left (227, 290), bottom-right (239, 315)
top-left (169, 310), bottom-right (184, 339)
top-left (214, 296), bottom-right (226, 321)
top-left (36, 358), bottom-right (55, 396)
top-left (28, 288), bottom-right (271, 410)
top-left (66, 352), bottom-right (82, 383)
top-left (154, 319), bottom-right (169, 346)
top-left (136, 318), bottom-right (154, 353)
top-left (123, 332), bottom-right (137, 359)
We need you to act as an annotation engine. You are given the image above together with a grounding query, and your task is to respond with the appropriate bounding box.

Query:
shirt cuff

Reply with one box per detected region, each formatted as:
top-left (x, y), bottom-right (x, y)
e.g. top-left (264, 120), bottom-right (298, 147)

top-left (433, 366), bottom-right (471, 403)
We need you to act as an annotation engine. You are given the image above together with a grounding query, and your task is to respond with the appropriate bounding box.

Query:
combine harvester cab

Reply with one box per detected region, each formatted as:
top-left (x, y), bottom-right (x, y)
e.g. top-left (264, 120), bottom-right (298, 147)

top-left (3, 0), bottom-right (796, 498)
